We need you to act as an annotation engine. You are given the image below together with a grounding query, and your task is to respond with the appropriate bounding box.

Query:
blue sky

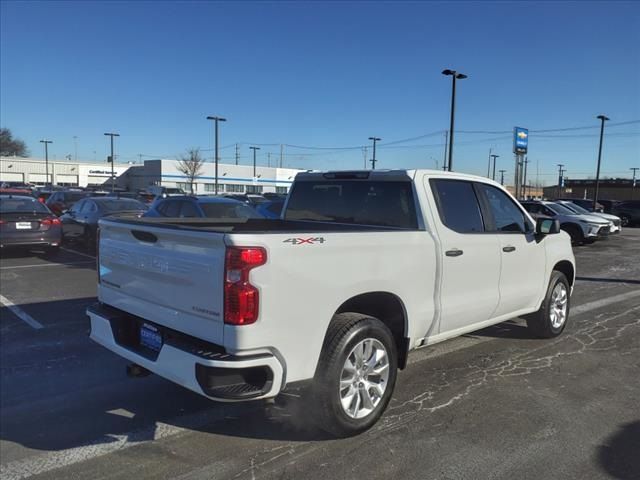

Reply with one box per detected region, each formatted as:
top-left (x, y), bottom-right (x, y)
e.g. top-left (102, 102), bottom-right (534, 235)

top-left (1, 0), bottom-right (639, 185)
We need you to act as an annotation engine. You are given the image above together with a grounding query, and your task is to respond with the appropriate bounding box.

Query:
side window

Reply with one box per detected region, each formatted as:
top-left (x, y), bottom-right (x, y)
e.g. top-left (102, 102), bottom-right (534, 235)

top-left (180, 201), bottom-right (200, 218)
top-left (430, 179), bottom-right (484, 233)
top-left (477, 184), bottom-right (528, 233)
top-left (82, 201), bottom-right (97, 213)
top-left (70, 199), bottom-right (84, 213)
top-left (542, 207), bottom-right (555, 217)
top-left (163, 200), bottom-right (181, 217)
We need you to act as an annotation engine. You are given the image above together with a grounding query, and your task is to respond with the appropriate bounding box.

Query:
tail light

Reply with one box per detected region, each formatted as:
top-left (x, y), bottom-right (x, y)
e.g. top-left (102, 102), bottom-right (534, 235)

top-left (40, 217), bottom-right (61, 229)
top-left (38, 196), bottom-right (45, 203)
top-left (224, 247), bottom-right (267, 325)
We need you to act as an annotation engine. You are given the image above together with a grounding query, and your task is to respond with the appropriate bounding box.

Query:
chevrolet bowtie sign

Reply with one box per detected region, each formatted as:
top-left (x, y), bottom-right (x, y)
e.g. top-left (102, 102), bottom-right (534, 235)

top-left (513, 127), bottom-right (529, 154)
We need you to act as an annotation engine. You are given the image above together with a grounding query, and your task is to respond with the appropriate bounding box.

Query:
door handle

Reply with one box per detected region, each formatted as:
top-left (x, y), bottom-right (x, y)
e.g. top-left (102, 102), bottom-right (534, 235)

top-left (502, 246), bottom-right (516, 252)
top-left (445, 249), bottom-right (464, 257)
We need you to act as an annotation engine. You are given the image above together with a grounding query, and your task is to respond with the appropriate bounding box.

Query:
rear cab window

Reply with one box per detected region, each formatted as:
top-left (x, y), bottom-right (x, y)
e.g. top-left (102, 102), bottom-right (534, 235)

top-left (284, 180), bottom-right (418, 229)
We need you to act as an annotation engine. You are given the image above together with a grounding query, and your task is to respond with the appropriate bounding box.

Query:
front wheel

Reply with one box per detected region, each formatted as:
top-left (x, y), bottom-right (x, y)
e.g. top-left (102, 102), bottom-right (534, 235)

top-left (312, 313), bottom-right (398, 437)
top-left (526, 271), bottom-right (571, 338)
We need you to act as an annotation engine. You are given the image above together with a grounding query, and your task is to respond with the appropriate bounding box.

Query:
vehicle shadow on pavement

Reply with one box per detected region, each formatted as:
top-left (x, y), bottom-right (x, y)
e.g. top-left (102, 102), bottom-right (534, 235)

top-left (466, 320), bottom-right (534, 340)
top-left (576, 276), bottom-right (640, 285)
top-left (597, 421), bottom-right (640, 480)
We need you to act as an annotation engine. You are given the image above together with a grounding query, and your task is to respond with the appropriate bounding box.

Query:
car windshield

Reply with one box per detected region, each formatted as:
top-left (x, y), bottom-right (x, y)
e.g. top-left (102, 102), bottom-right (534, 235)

top-left (97, 199), bottom-right (148, 212)
top-left (199, 202), bottom-right (262, 219)
top-left (563, 202), bottom-right (590, 215)
top-left (0, 197), bottom-right (50, 213)
top-left (548, 203), bottom-right (577, 216)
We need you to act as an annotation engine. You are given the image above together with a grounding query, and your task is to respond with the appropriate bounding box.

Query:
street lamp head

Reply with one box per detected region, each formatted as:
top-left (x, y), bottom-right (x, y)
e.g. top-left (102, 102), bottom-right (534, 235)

top-left (206, 116), bottom-right (227, 122)
top-left (442, 69), bottom-right (454, 76)
top-left (597, 115), bottom-right (610, 122)
top-left (455, 73), bottom-right (468, 80)
top-left (39, 139), bottom-right (52, 144)
top-left (104, 132), bottom-right (120, 137)
top-left (368, 137), bottom-right (381, 141)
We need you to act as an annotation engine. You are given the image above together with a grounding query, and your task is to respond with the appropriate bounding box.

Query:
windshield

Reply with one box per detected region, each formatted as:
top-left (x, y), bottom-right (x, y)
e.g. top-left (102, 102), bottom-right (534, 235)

top-left (200, 202), bottom-right (262, 219)
top-left (285, 180), bottom-right (418, 229)
top-left (548, 203), bottom-right (578, 216)
top-left (562, 202), bottom-right (590, 215)
top-left (97, 199), bottom-right (148, 212)
top-left (0, 197), bottom-right (50, 214)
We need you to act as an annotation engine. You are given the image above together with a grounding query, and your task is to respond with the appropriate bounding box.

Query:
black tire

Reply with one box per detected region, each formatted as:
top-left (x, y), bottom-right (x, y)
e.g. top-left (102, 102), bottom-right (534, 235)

top-left (561, 223), bottom-right (584, 245)
top-left (620, 215), bottom-right (630, 227)
top-left (44, 245), bottom-right (60, 256)
top-left (526, 271), bottom-right (571, 338)
top-left (312, 313), bottom-right (398, 437)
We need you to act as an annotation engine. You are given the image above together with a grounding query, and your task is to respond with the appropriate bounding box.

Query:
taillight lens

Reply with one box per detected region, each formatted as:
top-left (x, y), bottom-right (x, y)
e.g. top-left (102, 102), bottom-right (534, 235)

top-left (224, 247), bottom-right (267, 325)
top-left (40, 217), bottom-right (62, 229)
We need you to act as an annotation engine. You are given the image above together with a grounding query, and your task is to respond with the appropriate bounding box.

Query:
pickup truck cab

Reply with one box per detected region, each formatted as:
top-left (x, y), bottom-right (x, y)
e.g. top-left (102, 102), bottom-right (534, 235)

top-left (88, 170), bottom-right (575, 436)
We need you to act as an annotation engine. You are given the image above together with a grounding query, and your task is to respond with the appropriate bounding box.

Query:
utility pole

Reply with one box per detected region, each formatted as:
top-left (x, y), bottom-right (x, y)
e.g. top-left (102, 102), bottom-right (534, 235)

top-left (104, 132), bottom-right (120, 192)
top-left (487, 148), bottom-right (492, 178)
top-left (250, 146), bottom-right (260, 178)
top-left (522, 157), bottom-right (529, 199)
top-left (490, 154), bottom-right (499, 180)
top-left (39, 140), bottom-right (53, 188)
top-left (235, 143), bottom-right (240, 165)
top-left (267, 152), bottom-right (271, 168)
top-left (557, 164), bottom-right (565, 200)
top-left (631, 167), bottom-right (639, 200)
top-left (441, 69), bottom-right (468, 171)
top-left (368, 137), bottom-right (381, 170)
top-left (362, 146), bottom-right (368, 169)
top-left (499, 169), bottom-right (506, 186)
top-left (206, 115), bottom-right (227, 194)
top-left (73, 136), bottom-right (78, 161)
top-left (593, 114), bottom-right (610, 210)
top-left (279, 144), bottom-right (284, 168)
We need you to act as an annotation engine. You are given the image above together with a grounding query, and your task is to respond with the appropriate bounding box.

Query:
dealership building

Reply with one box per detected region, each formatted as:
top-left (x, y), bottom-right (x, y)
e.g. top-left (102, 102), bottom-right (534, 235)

top-left (0, 157), bottom-right (303, 194)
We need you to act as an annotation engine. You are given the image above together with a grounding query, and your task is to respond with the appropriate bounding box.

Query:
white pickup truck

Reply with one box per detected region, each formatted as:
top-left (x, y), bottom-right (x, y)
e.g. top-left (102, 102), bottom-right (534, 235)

top-left (88, 170), bottom-right (575, 436)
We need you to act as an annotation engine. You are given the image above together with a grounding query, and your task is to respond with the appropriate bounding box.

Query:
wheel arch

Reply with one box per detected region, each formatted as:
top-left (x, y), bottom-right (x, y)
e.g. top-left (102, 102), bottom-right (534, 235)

top-left (334, 291), bottom-right (410, 369)
top-left (553, 260), bottom-right (575, 287)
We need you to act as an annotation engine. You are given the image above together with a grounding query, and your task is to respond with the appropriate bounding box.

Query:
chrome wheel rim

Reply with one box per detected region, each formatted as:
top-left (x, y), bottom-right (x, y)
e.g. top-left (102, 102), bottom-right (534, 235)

top-left (550, 283), bottom-right (568, 329)
top-left (339, 338), bottom-right (390, 419)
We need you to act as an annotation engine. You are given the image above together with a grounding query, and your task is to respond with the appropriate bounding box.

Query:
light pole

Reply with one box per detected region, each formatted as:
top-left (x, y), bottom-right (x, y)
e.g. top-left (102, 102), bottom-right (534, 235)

top-left (249, 146), bottom-right (260, 178)
top-left (490, 154), bottom-right (499, 181)
top-left (73, 136), bottom-right (78, 161)
top-left (557, 164), bottom-right (565, 200)
top-left (593, 114), bottom-right (610, 210)
top-left (104, 133), bottom-right (120, 192)
top-left (39, 140), bottom-right (52, 187)
top-left (522, 157), bottom-right (529, 200)
top-left (631, 167), bottom-right (639, 200)
top-left (368, 137), bottom-right (381, 170)
top-left (206, 116), bottom-right (227, 194)
top-left (499, 169), bottom-right (506, 186)
top-left (442, 69), bottom-right (467, 171)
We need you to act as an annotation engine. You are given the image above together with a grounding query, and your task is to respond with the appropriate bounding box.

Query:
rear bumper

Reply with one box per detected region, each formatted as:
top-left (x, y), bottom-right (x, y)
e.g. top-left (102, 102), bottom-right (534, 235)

top-left (0, 229), bottom-right (61, 248)
top-left (87, 303), bottom-right (284, 401)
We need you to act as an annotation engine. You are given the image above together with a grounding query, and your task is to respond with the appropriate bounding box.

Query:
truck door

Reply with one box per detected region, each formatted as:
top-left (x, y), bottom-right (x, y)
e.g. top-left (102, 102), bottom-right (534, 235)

top-left (475, 183), bottom-right (546, 316)
top-left (428, 179), bottom-right (501, 334)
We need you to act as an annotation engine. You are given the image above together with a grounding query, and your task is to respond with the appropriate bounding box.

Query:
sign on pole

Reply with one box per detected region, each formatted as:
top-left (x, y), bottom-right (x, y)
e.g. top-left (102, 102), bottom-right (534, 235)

top-left (513, 127), bottom-right (529, 154)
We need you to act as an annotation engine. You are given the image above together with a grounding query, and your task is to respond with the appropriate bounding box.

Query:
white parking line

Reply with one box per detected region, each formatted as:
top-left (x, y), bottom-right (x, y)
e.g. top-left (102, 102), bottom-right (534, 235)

top-left (0, 294), bottom-right (44, 329)
top-left (0, 261), bottom-right (94, 270)
top-left (61, 247), bottom-right (95, 259)
top-left (571, 289), bottom-right (640, 315)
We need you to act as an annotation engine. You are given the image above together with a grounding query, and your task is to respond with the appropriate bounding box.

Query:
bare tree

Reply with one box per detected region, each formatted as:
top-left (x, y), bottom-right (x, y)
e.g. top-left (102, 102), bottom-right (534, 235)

top-left (0, 128), bottom-right (29, 157)
top-left (176, 148), bottom-right (205, 194)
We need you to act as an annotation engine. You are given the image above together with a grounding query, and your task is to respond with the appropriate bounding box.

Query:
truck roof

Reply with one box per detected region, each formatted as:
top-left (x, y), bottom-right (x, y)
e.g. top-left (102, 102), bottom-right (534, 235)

top-left (294, 169), bottom-right (505, 187)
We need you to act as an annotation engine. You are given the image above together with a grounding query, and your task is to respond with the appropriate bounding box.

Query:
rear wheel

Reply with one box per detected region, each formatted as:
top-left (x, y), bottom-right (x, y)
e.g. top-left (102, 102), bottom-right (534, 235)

top-left (526, 271), bottom-right (570, 338)
top-left (561, 223), bottom-right (584, 244)
top-left (312, 313), bottom-right (398, 437)
top-left (620, 215), bottom-right (630, 227)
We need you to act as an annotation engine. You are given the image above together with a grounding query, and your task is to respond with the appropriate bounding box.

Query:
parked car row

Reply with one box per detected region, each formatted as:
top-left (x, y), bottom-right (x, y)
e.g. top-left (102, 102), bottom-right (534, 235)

top-left (520, 199), bottom-right (623, 245)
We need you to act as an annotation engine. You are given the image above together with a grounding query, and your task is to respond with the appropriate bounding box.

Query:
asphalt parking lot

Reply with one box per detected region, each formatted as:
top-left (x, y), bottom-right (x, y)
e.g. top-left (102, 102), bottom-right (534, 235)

top-left (1, 232), bottom-right (639, 480)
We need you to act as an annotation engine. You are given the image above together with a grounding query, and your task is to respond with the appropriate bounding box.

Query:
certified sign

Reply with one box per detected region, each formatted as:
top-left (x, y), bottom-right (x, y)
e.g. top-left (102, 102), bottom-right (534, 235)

top-left (513, 127), bottom-right (528, 154)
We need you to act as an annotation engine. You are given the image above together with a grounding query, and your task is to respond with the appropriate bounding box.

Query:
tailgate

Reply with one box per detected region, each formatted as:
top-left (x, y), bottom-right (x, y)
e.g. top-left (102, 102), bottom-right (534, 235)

top-left (98, 219), bottom-right (226, 344)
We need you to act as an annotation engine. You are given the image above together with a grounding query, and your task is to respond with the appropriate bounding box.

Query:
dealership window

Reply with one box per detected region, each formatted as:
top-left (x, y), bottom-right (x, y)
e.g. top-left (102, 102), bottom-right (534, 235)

top-left (246, 185), bottom-right (263, 194)
top-left (204, 184), bottom-right (215, 192)
top-left (276, 186), bottom-right (288, 194)
top-left (176, 182), bottom-right (190, 192)
top-left (225, 184), bottom-right (245, 193)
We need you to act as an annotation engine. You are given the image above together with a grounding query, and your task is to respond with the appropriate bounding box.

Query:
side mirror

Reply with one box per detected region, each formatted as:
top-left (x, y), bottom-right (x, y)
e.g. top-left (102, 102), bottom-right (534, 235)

top-left (536, 217), bottom-right (560, 235)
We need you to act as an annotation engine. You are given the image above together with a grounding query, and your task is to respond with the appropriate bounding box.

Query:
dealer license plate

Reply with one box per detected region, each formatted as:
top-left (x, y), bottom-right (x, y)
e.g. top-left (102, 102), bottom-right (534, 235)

top-left (140, 323), bottom-right (162, 351)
